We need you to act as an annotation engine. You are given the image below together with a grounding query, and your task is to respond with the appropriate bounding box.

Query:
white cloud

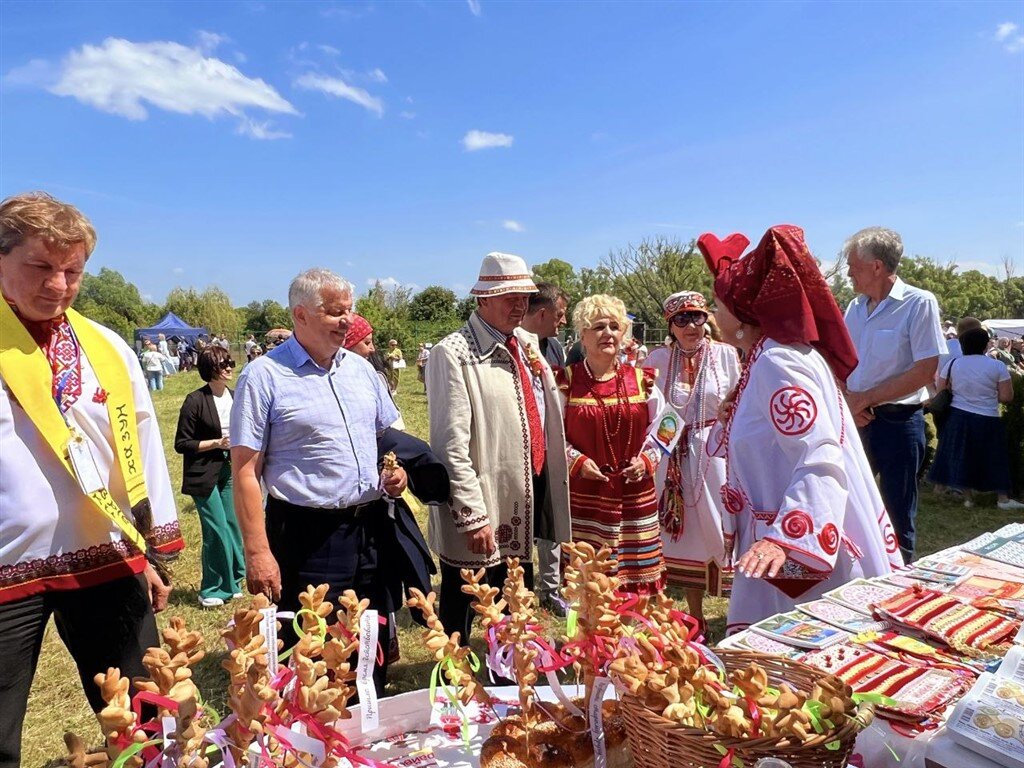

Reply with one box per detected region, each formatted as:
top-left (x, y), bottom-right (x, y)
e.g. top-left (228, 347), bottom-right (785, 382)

top-left (995, 21), bottom-right (1024, 52)
top-left (467, 0), bottom-right (481, 16)
top-left (399, 110), bottom-right (416, 119)
top-left (318, 44), bottom-right (341, 56)
top-left (996, 22), bottom-right (1018, 40)
top-left (367, 67), bottom-right (388, 83)
top-left (366, 276), bottom-right (421, 292)
top-left (196, 30), bottom-right (228, 54)
top-left (462, 129), bottom-right (513, 151)
top-left (6, 37), bottom-right (297, 136)
top-left (237, 117), bottom-right (291, 140)
top-left (172, 266), bottom-right (184, 275)
top-left (295, 72), bottom-right (383, 116)
top-left (502, 219), bottom-right (524, 232)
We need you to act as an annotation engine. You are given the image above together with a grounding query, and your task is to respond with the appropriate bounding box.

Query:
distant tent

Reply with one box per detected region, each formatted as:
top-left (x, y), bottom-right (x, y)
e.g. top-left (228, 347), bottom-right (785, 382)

top-left (987, 319), bottom-right (1024, 339)
top-left (135, 312), bottom-right (207, 345)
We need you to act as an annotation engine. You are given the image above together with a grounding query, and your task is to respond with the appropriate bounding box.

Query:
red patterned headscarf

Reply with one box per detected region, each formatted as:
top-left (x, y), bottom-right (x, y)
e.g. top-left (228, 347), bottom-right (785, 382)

top-left (343, 313), bottom-right (373, 350)
top-left (698, 225), bottom-right (859, 384)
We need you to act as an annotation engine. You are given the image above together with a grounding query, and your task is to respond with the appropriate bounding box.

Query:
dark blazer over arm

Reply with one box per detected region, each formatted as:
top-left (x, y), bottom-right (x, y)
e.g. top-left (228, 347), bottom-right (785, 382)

top-left (174, 385), bottom-right (231, 497)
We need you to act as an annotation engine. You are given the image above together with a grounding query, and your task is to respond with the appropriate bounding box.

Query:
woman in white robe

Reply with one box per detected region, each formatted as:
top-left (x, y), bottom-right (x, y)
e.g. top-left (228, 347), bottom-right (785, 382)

top-left (699, 226), bottom-right (903, 633)
top-left (647, 290), bottom-right (740, 627)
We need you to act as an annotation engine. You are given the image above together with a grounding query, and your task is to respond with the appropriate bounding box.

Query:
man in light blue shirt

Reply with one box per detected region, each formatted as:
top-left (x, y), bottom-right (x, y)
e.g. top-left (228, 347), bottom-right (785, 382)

top-left (843, 227), bottom-right (945, 561)
top-left (230, 267), bottom-right (406, 693)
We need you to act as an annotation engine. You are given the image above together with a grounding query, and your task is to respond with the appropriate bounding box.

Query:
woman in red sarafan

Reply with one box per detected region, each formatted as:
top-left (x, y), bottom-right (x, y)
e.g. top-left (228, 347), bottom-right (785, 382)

top-left (556, 293), bottom-right (666, 593)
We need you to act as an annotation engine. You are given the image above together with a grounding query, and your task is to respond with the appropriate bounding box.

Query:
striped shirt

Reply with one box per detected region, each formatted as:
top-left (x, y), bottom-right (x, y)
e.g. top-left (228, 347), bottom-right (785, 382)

top-left (230, 335), bottom-right (399, 509)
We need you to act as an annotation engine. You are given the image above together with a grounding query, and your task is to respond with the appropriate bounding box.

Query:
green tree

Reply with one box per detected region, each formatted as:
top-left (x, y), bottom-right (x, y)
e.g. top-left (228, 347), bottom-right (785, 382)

top-left (456, 296), bottom-right (476, 321)
top-left (74, 267), bottom-right (160, 340)
top-left (239, 299), bottom-right (291, 337)
top-left (164, 286), bottom-right (240, 341)
top-left (356, 280), bottom-right (415, 351)
top-left (601, 237), bottom-right (713, 329)
top-left (409, 286), bottom-right (457, 323)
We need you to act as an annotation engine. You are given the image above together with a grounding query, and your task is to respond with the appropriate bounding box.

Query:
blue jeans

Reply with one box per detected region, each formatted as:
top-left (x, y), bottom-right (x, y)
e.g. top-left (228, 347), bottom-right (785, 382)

top-left (146, 370), bottom-right (163, 391)
top-left (859, 407), bottom-right (925, 562)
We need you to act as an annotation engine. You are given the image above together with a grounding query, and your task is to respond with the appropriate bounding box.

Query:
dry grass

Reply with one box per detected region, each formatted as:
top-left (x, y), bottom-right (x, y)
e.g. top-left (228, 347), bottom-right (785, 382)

top-left (22, 367), bottom-right (1005, 765)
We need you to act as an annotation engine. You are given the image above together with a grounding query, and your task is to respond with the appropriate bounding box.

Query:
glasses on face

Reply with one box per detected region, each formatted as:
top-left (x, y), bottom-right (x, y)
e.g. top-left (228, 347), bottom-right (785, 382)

top-left (219, 359), bottom-right (236, 370)
top-left (670, 312), bottom-right (707, 327)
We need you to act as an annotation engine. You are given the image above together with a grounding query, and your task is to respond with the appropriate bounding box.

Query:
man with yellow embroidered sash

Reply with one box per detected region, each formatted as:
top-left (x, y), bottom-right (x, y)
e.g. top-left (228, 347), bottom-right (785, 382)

top-left (0, 192), bottom-right (183, 766)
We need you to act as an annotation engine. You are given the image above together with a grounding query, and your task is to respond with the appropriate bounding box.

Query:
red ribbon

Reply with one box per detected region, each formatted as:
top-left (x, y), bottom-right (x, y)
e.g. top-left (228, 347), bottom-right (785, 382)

top-left (717, 747), bottom-right (736, 768)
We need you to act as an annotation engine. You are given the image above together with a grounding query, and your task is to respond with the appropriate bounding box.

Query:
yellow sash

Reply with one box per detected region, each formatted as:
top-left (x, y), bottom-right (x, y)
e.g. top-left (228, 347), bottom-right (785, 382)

top-left (0, 301), bottom-right (148, 553)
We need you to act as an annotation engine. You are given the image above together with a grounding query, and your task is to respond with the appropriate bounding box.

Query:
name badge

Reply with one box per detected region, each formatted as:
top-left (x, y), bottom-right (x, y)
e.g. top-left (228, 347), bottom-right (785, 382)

top-left (67, 431), bottom-right (104, 495)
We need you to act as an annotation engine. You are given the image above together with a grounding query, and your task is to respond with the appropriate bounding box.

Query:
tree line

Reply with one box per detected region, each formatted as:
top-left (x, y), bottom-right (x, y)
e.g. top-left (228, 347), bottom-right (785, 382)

top-left (77, 238), bottom-right (1024, 350)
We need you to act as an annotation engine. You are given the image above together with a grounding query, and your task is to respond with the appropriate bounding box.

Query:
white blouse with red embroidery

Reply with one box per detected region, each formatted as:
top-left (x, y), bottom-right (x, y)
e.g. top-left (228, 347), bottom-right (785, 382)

top-left (720, 338), bottom-right (903, 633)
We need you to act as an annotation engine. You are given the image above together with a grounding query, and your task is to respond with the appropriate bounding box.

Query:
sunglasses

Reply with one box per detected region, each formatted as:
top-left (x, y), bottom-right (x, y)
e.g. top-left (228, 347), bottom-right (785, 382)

top-left (670, 312), bottom-right (707, 327)
top-left (219, 359), bottom-right (236, 370)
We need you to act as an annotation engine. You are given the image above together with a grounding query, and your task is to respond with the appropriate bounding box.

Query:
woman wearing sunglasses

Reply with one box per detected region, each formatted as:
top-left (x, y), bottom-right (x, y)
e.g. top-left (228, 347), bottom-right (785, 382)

top-left (174, 345), bottom-right (246, 607)
top-left (646, 292), bottom-right (740, 633)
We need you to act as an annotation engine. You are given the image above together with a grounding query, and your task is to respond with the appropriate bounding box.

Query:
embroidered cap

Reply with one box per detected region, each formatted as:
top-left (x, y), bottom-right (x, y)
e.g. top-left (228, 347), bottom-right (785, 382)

top-left (662, 291), bottom-right (708, 319)
top-left (469, 252), bottom-right (538, 297)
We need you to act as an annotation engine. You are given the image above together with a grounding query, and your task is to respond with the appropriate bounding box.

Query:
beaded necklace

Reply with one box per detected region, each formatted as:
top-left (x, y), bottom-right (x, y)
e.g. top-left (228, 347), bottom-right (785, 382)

top-left (664, 339), bottom-right (721, 511)
top-left (719, 337), bottom-right (767, 542)
top-left (583, 360), bottom-right (634, 471)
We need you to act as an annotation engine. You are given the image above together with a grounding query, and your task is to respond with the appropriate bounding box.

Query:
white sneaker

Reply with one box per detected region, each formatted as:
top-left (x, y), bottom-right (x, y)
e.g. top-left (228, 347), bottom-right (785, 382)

top-left (998, 499), bottom-right (1024, 511)
top-left (199, 596), bottom-right (225, 608)
top-left (232, 592), bottom-right (244, 599)
top-left (963, 499), bottom-right (974, 509)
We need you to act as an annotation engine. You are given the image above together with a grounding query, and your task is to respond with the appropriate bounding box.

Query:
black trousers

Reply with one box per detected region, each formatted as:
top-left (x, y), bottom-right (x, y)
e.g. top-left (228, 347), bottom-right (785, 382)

top-left (0, 574), bottom-right (158, 768)
top-left (438, 560), bottom-right (535, 651)
top-left (266, 497), bottom-right (392, 697)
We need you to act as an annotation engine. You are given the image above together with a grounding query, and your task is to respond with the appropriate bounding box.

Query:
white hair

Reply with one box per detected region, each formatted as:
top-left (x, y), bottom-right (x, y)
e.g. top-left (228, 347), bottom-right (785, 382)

top-left (288, 268), bottom-right (353, 312)
top-left (842, 226), bottom-right (904, 274)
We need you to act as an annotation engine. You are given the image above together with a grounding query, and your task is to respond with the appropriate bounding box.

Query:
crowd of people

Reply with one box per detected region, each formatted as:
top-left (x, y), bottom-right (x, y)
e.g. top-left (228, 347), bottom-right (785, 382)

top-left (1, 191), bottom-right (1023, 763)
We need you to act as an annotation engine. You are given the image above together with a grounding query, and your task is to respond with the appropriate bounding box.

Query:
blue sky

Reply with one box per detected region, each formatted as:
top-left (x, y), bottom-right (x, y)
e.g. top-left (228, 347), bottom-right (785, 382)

top-left (2, 0), bottom-right (1022, 305)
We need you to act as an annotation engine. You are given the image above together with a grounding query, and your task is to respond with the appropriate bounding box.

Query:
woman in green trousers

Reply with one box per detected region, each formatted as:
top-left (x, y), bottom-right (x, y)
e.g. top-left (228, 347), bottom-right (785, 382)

top-left (174, 345), bottom-right (245, 607)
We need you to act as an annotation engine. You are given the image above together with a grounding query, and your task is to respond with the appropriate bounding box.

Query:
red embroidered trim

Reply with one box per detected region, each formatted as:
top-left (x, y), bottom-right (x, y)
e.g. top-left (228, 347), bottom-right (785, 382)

top-left (769, 386), bottom-right (817, 436)
top-left (720, 484), bottom-right (748, 515)
top-left (780, 509), bottom-right (814, 538)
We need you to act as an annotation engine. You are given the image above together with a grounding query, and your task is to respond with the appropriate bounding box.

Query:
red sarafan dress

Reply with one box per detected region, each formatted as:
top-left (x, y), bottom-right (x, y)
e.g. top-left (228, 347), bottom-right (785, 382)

top-left (556, 362), bottom-right (666, 593)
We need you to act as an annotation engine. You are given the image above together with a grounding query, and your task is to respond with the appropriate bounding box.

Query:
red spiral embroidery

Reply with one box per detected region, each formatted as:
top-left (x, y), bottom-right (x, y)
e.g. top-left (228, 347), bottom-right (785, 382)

top-left (769, 387), bottom-right (818, 436)
top-left (780, 510), bottom-right (814, 539)
top-left (882, 521), bottom-right (900, 554)
top-left (818, 523), bottom-right (839, 555)
top-left (719, 484), bottom-right (747, 515)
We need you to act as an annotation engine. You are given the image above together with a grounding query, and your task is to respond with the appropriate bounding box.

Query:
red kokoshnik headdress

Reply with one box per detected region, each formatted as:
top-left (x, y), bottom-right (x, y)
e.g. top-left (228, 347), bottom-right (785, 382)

top-left (698, 224), bottom-right (859, 384)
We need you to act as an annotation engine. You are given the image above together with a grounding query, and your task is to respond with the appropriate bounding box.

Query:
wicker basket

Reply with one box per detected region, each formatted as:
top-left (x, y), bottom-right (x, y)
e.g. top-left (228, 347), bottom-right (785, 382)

top-left (618, 649), bottom-right (872, 768)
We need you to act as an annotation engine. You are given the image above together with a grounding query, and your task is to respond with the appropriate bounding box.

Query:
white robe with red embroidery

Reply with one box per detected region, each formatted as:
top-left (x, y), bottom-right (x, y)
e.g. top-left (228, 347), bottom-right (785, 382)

top-left (720, 339), bottom-right (902, 633)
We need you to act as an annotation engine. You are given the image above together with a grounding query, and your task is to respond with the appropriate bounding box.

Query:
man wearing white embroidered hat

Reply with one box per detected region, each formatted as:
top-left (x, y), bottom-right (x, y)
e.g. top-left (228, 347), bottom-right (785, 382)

top-left (426, 252), bottom-right (571, 642)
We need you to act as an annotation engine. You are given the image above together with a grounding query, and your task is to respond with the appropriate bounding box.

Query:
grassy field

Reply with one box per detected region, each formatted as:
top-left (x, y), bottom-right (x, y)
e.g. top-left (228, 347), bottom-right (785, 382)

top-left (23, 365), bottom-right (1016, 765)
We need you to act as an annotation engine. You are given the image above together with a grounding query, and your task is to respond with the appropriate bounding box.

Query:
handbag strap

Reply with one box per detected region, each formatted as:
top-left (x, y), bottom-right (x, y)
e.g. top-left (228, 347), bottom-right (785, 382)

top-left (945, 359), bottom-right (955, 391)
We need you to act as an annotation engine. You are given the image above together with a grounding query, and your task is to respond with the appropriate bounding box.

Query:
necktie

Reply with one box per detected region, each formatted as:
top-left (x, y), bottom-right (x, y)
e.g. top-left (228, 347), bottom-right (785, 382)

top-left (506, 335), bottom-right (546, 475)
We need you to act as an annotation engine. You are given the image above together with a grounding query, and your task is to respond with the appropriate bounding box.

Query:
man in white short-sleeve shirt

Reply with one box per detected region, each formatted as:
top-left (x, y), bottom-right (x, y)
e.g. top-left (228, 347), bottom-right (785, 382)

top-left (842, 227), bottom-right (944, 562)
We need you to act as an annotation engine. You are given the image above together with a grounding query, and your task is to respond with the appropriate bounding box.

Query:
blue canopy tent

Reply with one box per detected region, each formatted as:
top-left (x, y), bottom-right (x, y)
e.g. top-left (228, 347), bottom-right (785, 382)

top-left (134, 312), bottom-right (207, 347)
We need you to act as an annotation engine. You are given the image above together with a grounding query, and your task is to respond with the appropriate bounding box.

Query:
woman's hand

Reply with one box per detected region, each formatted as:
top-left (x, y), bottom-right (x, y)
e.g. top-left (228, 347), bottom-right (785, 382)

top-left (623, 456), bottom-right (648, 484)
top-left (578, 459), bottom-right (609, 482)
top-left (736, 540), bottom-right (786, 579)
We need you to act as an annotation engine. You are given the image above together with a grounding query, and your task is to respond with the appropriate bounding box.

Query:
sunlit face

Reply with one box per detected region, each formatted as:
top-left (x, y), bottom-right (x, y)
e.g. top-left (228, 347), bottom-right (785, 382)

top-left (350, 333), bottom-right (375, 359)
top-left (477, 292), bottom-right (530, 335)
top-left (712, 296), bottom-right (744, 346)
top-left (845, 250), bottom-right (884, 295)
top-left (216, 358), bottom-right (235, 382)
top-left (0, 236), bottom-right (86, 322)
top-left (581, 315), bottom-right (626, 359)
top-left (669, 311), bottom-right (707, 349)
top-left (295, 286), bottom-right (353, 351)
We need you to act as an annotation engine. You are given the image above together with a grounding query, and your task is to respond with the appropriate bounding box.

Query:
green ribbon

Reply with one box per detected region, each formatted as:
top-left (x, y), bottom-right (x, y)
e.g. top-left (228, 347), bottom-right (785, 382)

top-left (111, 739), bottom-right (162, 768)
top-left (278, 607), bottom-right (329, 663)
